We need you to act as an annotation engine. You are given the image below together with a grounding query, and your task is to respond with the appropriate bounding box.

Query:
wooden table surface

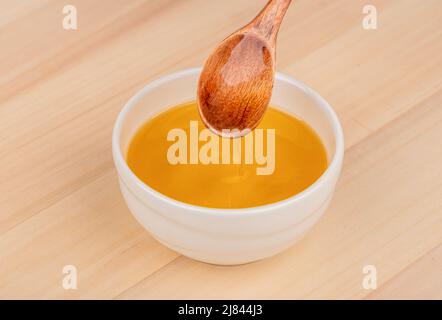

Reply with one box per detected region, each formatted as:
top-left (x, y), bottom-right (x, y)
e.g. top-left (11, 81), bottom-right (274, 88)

top-left (1, 0), bottom-right (441, 299)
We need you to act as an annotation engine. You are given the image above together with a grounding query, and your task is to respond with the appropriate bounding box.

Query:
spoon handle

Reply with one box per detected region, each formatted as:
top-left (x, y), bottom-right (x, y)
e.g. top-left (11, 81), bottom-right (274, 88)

top-left (247, 0), bottom-right (292, 44)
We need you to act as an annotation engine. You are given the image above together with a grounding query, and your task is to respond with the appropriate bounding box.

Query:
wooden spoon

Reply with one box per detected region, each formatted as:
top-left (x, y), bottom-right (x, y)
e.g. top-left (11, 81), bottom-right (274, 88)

top-left (198, 0), bottom-right (292, 138)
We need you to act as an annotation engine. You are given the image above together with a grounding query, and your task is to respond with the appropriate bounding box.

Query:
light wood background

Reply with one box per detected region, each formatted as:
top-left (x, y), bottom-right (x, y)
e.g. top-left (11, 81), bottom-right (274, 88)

top-left (1, 0), bottom-right (441, 300)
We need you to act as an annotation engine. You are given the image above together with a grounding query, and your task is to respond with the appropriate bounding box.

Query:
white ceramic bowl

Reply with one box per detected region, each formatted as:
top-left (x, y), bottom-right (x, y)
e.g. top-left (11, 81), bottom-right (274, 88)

top-left (112, 68), bottom-right (344, 265)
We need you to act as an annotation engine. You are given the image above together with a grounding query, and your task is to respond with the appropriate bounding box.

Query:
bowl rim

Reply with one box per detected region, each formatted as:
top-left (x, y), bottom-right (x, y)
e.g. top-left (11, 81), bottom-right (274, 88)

top-left (112, 67), bottom-right (344, 216)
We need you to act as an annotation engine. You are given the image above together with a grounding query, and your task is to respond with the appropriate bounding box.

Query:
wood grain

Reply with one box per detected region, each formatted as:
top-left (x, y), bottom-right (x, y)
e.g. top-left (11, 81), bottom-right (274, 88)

top-left (0, 0), bottom-right (441, 299)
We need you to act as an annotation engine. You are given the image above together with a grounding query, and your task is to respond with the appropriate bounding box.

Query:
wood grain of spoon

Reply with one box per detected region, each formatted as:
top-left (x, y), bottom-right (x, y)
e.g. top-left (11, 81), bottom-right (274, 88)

top-left (198, 0), bottom-right (292, 138)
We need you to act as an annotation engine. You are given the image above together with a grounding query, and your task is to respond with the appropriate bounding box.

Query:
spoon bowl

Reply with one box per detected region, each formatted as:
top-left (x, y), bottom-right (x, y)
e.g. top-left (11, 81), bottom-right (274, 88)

top-left (198, 0), bottom-right (292, 137)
